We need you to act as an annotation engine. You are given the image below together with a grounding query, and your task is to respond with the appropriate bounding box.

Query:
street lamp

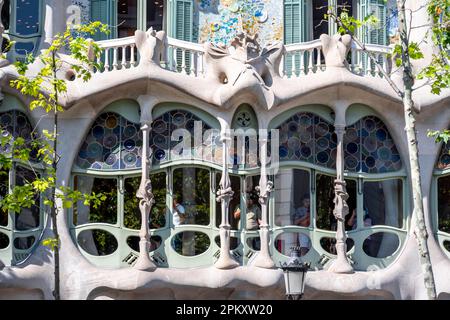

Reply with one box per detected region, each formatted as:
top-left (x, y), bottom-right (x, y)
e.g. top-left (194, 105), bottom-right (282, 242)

top-left (280, 246), bottom-right (310, 300)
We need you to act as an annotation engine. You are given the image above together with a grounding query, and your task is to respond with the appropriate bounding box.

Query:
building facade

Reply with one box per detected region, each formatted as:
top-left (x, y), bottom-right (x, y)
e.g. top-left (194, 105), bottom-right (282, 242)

top-left (0, 0), bottom-right (449, 300)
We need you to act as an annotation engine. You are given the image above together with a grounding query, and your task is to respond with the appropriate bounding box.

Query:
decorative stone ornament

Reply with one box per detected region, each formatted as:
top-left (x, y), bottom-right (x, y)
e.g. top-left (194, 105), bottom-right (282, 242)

top-left (214, 131), bottom-right (239, 269)
top-left (133, 122), bottom-right (157, 271)
top-left (135, 27), bottom-right (167, 65)
top-left (320, 33), bottom-right (352, 68)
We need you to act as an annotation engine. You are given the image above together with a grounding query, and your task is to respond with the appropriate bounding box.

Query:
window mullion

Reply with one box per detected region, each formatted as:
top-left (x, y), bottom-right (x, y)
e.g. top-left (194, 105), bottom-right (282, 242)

top-left (118, 176), bottom-right (124, 227)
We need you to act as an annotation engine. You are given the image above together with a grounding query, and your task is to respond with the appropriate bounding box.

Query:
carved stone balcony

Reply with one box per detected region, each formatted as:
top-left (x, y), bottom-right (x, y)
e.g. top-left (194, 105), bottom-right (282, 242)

top-left (94, 34), bottom-right (393, 79)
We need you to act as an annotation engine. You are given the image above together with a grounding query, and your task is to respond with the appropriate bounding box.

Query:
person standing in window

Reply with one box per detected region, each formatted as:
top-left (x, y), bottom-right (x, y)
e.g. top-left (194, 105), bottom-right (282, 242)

top-left (245, 195), bottom-right (262, 231)
top-left (293, 195), bottom-right (311, 256)
top-left (293, 195), bottom-right (311, 227)
top-left (172, 195), bottom-right (186, 226)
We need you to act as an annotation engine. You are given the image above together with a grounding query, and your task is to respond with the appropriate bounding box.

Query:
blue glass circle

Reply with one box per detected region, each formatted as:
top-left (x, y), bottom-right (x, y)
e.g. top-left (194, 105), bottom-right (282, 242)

top-left (124, 139), bottom-right (135, 150)
top-left (279, 146), bottom-right (288, 158)
top-left (317, 151), bottom-right (329, 164)
top-left (346, 142), bottom-right (358, 154)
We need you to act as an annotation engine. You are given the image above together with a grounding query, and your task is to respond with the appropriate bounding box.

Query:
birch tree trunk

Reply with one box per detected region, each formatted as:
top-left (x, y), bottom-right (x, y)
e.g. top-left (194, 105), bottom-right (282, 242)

top-left (397, 0), bottom-right (436, 300)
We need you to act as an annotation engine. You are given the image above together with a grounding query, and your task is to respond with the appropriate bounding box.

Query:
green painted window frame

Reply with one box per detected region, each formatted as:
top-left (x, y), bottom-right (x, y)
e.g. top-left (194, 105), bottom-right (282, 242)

top-left (432, 170), bottom-right (450, 258)
top-left (3, 0), bottom-right (44, 59)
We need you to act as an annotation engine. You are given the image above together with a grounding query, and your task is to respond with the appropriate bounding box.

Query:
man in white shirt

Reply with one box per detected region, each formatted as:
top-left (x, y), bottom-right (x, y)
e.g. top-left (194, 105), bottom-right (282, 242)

top-left (172, 195), bottom-right (186, 226)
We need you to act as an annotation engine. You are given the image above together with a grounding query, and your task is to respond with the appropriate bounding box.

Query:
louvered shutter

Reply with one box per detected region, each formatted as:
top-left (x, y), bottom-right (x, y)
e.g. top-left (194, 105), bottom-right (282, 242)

top-left (173, 0), bottom-right (194, 73)
top-left (284, 0), bottom-right (308, 77)
top-left (90, 0), bottom-right (115, 41)
top-left (357, 0), bottom-right (386, 73)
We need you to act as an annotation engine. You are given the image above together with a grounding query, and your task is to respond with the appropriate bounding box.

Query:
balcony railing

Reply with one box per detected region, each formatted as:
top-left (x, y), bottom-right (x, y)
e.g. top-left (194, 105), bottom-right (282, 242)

top-left (94, 36), bottom-right (393, 79)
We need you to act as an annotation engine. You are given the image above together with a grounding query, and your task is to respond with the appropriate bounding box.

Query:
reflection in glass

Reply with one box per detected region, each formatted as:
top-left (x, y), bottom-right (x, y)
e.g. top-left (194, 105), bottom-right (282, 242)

top-left (0, 168), bottom-right (8, 226)
top-left (171, 231), bottom-right (210, 256)
top-left (73, 176), bottom-right (117, 225)
top-left (363, 179), bottom-right (403, 228)
top-left (275, 232), bottom-right (311, 256)
top-left (244, 176), bottom-right (261, 231)
top-left (16, 0), bottom-right (40, 35)
top-left (117, 0), bottom-right (138, 38)
top-left (246, 236), bottom-right (260, 251)
top-left (274, 169), bottom-right (310, 227)
top-left (14, 236), bottom-right (35, 250)
top-left (127, 235), bottom-right (162, 252)
top-left (77, 229), bottom-right (118, 256)
top-left (172, 168), bottom-right (210, 226)
top-left (0, 232), bottom-right (9, 249)
top-left (146, 0), bottom-right (164, 30)
top-left (124, 172), bottom-right (167, 230)
top-left (215, 235), bottom-right (239, 250)
top-left (362, 232), bottom-right (399, 258)
top-left (15, 166), bottom-right (40, 230)
top-left (438, 175), bottom-right (450, 233)
top-left (1, 0), bottom-right (9, 31)
top-left (215, 173), bottom-right (241, 229)
top-left (320, 237), bottom-right (354, 255)
top-left (316, 175), bottom-right (356, 231)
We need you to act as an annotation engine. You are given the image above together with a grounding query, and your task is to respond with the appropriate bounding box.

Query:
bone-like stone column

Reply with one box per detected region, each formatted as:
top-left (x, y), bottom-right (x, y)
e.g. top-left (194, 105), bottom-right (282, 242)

top-left (214, 129), bottom-right (239, 269)
top-left (328, 124), bottom-right (353, 274)
top-left (252, 130), bottom-right (275, 269)
top-left (134, 96), bottom-right (157, 271)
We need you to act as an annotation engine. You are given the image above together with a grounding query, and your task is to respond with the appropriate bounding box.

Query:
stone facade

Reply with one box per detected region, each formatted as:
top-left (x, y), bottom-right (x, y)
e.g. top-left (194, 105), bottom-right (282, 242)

top-left (0, 0), bottom-right (449, 300)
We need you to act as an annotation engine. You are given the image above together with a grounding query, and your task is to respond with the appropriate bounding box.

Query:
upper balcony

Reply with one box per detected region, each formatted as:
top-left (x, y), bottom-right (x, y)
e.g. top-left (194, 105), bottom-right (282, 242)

top-left (93, 34), bottom-right (393, 80)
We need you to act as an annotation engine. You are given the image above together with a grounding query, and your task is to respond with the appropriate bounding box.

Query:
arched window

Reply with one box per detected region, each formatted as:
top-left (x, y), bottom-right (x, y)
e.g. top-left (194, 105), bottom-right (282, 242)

top-left (1, 0), bottom-right (43, 57)
top-left (435, 129), bottom-right (450, 257)
top-left (0, 107), bottom-right (43, 265)
top-left (270, 108), bottom-right (405, 271)
top-left (72, 103), bottom-right (222, 268)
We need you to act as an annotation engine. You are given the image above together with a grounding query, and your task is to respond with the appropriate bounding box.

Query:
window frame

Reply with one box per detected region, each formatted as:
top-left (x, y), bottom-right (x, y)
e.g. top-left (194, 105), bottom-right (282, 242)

top-left (3, 0), bottom-right (44, 59)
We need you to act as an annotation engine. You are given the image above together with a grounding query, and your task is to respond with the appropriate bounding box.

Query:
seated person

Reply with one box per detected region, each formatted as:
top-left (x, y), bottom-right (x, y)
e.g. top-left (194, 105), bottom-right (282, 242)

top-left (293, 195), bottom-right (311, 227)
top-left (172, 195), bottom-right (186, 226)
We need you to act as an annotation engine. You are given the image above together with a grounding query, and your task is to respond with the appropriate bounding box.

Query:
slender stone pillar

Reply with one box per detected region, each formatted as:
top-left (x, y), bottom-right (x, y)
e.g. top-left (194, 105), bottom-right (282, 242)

top-left (252, 130), bottom-right (275, 269)
top-left (134, 96), bottom-right (157, 271)
top-left (215, 130), bottom-right (239, 269)
top-left (328, 124), bottom-right (353, 273)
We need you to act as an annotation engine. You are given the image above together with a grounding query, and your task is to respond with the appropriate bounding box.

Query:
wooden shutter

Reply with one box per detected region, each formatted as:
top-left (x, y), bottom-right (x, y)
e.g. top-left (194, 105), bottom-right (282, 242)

top-left (358, 0), bottom-right (387, 45)
top-left (284, 0), bottom-right (309, 77)
top-left (174, 0), bottom-right (193, 41)
top-left (90, 0), bottom-right (115, 41)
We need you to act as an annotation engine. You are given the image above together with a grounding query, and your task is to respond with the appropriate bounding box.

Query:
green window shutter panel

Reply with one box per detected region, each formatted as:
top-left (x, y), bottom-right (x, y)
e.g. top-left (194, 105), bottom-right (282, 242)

top-left (358, 0), bottom-right (387, 45)
top-left (284, 0), bottom-right (308, 77)
top-left (90, 0), bottom-right (115, 41)
top-left (175, 0), bottom-right (193, 42)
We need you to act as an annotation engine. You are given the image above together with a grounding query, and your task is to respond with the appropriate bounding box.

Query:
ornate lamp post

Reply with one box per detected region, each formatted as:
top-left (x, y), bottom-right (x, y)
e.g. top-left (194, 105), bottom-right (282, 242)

top-left (280, 247), bottom-right (310, 300)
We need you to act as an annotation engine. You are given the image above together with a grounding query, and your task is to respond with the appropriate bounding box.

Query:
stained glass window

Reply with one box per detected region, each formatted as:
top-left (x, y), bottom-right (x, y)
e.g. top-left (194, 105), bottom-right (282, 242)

top-left (0, 110), bottom-right (35, 158)
top-left (76, 112), bottom-right (143, 170)
top-left (276, 112), bottom-right (337, 168)
top-left (436, 137), bottom-right (450, 170)
top-left (344, 116), bottom-right (402, 173)
top-left (150, 110), bottom-right (221, 165)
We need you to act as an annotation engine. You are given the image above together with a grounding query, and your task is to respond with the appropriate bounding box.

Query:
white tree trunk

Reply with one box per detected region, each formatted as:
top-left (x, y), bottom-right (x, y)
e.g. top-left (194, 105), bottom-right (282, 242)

top-left (397, 0), bottom-right (436, 300)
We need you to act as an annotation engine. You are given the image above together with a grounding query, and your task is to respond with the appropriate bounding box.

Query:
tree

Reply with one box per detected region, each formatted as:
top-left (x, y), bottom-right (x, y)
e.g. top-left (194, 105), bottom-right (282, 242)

top-left (0, 22), bottom-right (109, 300)
top-left (327, 0), bottom-right (450, 300)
